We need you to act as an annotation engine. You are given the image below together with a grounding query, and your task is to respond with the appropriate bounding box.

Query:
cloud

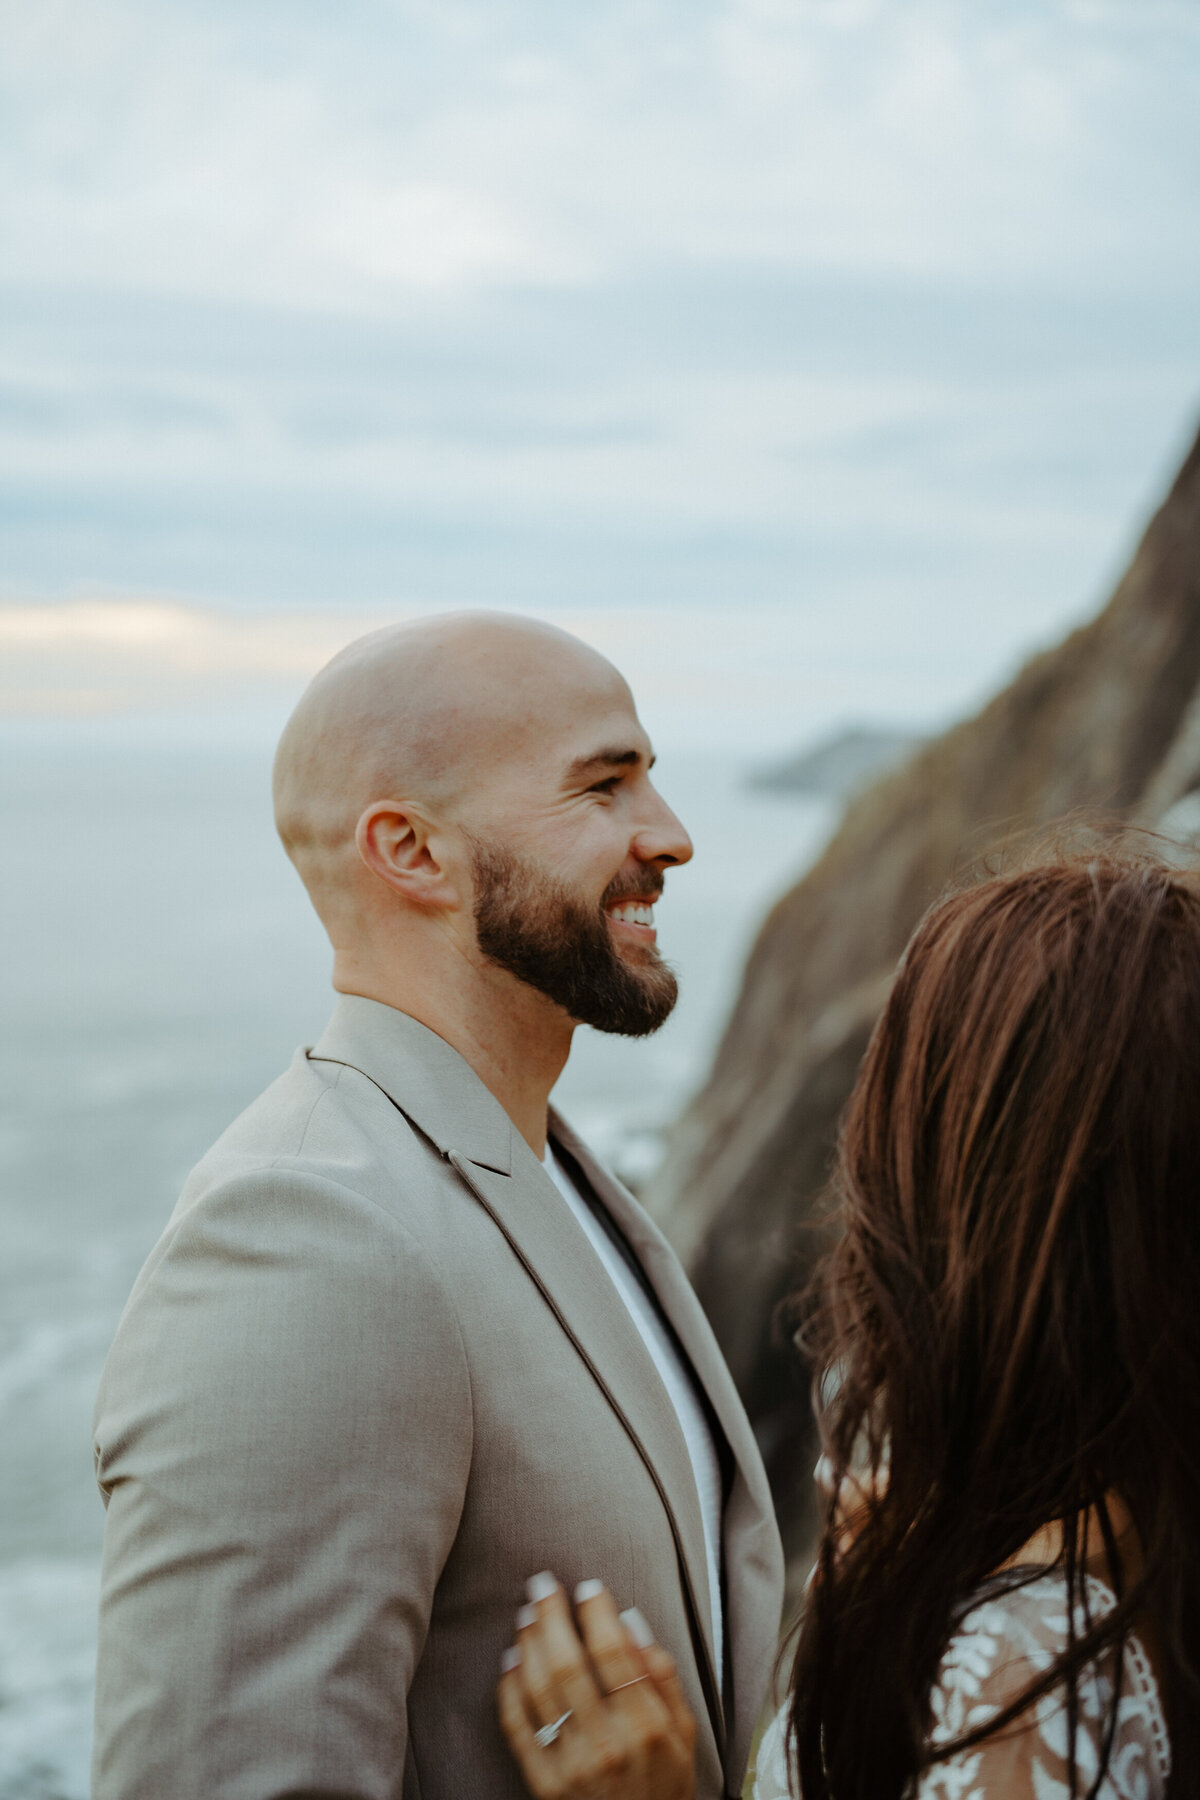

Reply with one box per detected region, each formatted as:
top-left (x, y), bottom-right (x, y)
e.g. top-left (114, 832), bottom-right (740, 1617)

top-left (1, 0), bottom-right (1197, 731)
top-left (0, 597), bottom-right (403, 712)
top-left (3, 0), bottom-right (1200, 314)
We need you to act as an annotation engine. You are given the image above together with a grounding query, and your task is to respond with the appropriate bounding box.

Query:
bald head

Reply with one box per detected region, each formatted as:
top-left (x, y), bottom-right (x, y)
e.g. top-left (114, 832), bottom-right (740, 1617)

top-left (273, 610), bottom-right (633, 934)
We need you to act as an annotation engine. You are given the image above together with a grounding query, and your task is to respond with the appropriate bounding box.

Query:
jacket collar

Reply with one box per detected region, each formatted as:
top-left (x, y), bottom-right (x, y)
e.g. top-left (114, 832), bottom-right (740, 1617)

top-left (310, 993), bottom-right (514, 1175)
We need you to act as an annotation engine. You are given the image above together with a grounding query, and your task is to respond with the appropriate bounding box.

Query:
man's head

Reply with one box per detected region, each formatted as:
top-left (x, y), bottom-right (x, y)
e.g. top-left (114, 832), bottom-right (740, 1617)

top-left (273, 612), bottom-right (692, 1038)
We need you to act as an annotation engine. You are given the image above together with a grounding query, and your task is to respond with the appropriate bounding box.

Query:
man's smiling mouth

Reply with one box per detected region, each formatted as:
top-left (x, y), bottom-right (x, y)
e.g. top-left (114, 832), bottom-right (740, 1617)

top-left (604, 897), bottom-right (659, 937)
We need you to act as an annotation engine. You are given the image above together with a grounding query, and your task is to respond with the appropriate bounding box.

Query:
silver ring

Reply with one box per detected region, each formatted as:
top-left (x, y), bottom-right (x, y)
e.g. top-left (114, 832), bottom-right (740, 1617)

top-left (534, 1710), bottom-right (572, 1749)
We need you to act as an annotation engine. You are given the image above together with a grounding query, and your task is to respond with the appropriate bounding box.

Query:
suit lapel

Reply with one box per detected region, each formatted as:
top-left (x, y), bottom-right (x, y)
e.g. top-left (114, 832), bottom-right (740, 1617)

top-left (449, 1142), bottom-right (725, 1753)
top-left (310, 995), bottom-right (514, 1174)
top-left (550, 1111), bottom-right (785, 1789)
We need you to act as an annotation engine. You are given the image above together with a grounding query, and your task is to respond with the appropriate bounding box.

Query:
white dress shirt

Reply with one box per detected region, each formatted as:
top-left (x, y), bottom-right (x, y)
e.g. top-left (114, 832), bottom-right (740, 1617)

top-left (544, 1146), bottom-right (725, 1678)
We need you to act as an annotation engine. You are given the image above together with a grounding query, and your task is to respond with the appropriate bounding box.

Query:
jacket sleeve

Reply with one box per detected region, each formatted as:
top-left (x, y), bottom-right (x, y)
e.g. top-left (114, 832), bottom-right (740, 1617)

top-left (91, 1167), bottom-right (473, 1800)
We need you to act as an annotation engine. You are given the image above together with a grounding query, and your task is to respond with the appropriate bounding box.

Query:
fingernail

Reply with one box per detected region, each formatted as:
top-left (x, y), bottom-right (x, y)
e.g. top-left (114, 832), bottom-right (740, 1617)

top-left (515, 1602), bottom-right (538, 1630)
top-left (500, 1646), bottom-right (523, 1674)
top-left (620, 1606), bottom-right (654, 1648)
top-left (574, 1578), bottom-right (605, 1603)
top-left (526, 1571), bottom-right (558, 1603)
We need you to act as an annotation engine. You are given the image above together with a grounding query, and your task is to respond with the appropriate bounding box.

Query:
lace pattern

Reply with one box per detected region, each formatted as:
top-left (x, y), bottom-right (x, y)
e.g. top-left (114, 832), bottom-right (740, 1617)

top-left (752, 1573), bottom-right (1170, 1799)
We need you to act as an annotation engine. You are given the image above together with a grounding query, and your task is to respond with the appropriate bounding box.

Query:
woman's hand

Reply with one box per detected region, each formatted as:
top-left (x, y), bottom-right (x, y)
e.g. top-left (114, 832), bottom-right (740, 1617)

top-left (497, 1573), bottom-right (697, 1800)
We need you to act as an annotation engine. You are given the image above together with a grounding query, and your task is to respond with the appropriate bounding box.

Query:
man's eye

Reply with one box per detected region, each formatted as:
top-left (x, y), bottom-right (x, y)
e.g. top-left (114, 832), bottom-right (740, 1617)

top-left (589, 777), bottom-right (622, 795)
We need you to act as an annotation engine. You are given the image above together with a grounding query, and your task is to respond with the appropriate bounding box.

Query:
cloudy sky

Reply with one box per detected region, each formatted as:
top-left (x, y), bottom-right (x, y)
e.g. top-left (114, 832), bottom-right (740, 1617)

top-left (3, 0), bottom-right (1200, 750)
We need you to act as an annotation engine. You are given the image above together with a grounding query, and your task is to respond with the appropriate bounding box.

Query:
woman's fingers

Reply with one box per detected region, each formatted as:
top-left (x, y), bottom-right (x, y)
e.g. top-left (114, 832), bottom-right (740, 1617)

top-left (613, 1605), bottom-right (696, 1750)
top-left (497, 1662), bottom-right (542, 1761)
top-left (574, 1584), bottom-right (649, 1697)
top-left (578, 1590), bottom-right (696, 1799)
top-left (516, 1574), bottom-right (614, 1741)
top-left (498, 1582), bottom-right (696, 1800)
top-left (498, 1663), bottom-right (569, 1800)
top-left (637, 1641), bottom-right (697, 1750)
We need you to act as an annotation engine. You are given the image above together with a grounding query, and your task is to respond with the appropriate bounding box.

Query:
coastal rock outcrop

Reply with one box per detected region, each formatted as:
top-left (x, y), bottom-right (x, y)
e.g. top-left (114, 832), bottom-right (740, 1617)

top-left (747, 726), bottom-right (925, 800)
top-left (646, 421), bottom-right (1200, 1561)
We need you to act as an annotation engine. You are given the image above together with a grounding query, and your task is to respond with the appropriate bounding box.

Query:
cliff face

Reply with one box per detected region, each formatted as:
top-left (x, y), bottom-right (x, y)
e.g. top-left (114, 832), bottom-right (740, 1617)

top-left (646, 422), bottom-right (1200, 1558)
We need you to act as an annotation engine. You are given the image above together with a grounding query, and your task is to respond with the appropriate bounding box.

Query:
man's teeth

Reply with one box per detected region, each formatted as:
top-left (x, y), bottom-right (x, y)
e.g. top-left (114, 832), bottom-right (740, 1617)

top-left (609, 902), bottom-right (655, 927)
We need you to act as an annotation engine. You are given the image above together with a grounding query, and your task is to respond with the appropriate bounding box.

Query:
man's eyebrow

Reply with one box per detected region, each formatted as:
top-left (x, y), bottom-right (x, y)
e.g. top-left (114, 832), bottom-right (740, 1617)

top-left (566, 746), bottom-right (655, 779)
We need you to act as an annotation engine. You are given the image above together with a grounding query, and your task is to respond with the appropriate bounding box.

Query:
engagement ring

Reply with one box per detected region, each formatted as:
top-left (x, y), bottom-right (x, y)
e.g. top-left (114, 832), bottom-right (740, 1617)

top-left (534, 1710), bottom-right (572, 1748)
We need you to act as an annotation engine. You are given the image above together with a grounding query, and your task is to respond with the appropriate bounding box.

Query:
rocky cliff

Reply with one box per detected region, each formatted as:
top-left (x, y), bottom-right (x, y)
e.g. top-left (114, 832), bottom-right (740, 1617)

top-left (646, 421), bottom-right (1200, 1562)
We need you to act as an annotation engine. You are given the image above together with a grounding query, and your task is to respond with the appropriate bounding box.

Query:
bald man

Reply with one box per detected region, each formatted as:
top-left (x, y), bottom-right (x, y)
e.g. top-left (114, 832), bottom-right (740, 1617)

top-left (91, 614), bottom-right (784, 1800)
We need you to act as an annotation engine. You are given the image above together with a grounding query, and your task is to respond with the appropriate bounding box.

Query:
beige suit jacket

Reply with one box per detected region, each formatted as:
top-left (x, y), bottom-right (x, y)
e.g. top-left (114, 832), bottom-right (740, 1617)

top-left (93, 995), bottom-right (784, 1800)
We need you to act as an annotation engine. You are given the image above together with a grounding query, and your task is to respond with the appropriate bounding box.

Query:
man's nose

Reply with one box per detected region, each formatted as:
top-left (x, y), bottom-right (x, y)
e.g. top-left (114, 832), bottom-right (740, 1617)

top-left (633, 790), bottom-right (693, 868)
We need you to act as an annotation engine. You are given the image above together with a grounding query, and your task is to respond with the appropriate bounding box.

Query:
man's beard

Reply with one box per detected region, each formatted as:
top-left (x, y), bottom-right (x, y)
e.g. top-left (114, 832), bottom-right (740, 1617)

top-left (468, 838), bottom-right (679, 1037)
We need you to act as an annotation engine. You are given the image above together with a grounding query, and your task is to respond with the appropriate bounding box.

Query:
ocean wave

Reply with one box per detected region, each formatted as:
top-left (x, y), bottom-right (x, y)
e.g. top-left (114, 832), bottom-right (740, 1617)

top-left (0, 1558), bottom-right (97, 1800)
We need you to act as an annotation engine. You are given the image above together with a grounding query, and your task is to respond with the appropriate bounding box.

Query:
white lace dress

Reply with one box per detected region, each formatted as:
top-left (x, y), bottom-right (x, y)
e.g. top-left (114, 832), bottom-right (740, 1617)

top-left (753, 1573), bottom-right (1170, 1799)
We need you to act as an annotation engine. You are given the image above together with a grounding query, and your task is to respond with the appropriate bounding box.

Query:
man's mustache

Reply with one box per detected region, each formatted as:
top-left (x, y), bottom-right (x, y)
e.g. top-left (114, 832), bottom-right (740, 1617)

top-left (600, 874), bottom-right (665, 908)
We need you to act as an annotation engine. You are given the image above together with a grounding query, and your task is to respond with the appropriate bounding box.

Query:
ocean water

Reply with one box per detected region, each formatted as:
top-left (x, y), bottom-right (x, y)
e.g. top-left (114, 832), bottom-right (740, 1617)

top-left (0, 740), bottom-right (835, 1796)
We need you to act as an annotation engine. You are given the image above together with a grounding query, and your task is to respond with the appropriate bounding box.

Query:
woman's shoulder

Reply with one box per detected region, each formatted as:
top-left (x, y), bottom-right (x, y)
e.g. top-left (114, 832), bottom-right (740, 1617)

top-left (918, 1571), bottom-right (1170, 1799)
top-left (752, 1573), bottom-right (1169, 1800)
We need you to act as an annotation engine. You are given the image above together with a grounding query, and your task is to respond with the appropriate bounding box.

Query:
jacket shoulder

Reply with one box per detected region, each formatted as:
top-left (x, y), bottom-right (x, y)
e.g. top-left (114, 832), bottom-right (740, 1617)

top-left (96, 1048), bottom-right (474, 1464)
top-left (174, 1043), bottom-right (445, 1227)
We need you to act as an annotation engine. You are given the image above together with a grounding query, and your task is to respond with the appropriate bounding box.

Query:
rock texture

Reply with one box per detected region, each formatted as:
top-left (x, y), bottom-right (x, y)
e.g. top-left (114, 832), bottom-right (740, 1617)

top-left (647, 422), bottom-right (1200, 1562)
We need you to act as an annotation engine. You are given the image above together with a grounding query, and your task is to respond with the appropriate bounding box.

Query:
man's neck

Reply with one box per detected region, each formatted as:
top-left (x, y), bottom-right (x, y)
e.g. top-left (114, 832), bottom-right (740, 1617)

top-left (332, 945), bottom-right (573, 1157)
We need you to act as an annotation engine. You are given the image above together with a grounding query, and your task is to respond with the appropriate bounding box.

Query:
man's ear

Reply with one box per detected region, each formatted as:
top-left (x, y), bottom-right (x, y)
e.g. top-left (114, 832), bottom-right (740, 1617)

top-left (355, 800), bottom-right (461, 909)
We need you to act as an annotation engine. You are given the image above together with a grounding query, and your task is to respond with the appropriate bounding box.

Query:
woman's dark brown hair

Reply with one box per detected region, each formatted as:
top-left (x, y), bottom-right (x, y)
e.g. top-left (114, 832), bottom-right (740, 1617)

top-left (790, 847), bottom-right (1200, 1798)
